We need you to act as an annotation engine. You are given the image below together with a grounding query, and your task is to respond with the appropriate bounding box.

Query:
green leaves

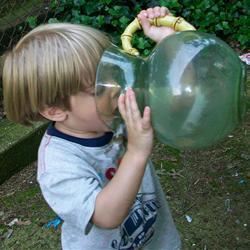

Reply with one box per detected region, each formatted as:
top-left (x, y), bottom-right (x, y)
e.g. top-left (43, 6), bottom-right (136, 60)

top-left (173, 0), bottom-right (249, 50)
top-left (119, 16), bottom-right (130, 29)
top-left (108, 6), bottom-right (123, 17)
top-left (35, 0), bottom-right (249, 52)
top-left (95, 15), bottom-right (105, 28)
top-left (48, 18), bottom-right (60, 24)
top-left (160, 0), bottom-right (180, 9)
top-left (26, 16), bottom-right (37, 29)
top-left (132, 35), bottom-right (154, 56)
top-left (73, 0), bottom-right (85, 6)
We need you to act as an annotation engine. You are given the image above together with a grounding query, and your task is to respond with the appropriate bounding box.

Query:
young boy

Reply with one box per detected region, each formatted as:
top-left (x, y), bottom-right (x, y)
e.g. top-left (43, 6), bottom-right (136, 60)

top-left (3, 7), bottom-right (181, 250)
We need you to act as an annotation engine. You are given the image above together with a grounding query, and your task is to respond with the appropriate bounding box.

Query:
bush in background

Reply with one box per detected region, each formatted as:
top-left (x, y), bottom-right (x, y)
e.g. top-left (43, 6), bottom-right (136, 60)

top-left (0, 0), bottom-right (249, 106)
top-left (33, 0), bottom-right (250, 56)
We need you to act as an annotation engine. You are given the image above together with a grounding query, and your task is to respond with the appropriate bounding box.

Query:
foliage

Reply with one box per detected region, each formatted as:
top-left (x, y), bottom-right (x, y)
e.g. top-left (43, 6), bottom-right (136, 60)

top-left (34, 0), bottom-right (250, 55)
top-left (162, 0), bottom-right (250, 50)
top-left (0, 1), bottom-right (248, 103)
top-left (45, 0), bottom-right (154, 55)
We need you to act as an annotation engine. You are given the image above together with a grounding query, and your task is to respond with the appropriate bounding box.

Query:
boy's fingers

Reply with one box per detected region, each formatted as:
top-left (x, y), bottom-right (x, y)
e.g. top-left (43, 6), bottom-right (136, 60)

top-left (119, 89), bottom-right (152, 131)
top-left (160, 6), bottom-right (172, 16)
top-left (142, 106), bottom-right (151, 130)
top-left (146, 8), bottom-right (154, 19)
top-left (118, 93), bottom-right (126, 120)
top-left (129, 89), bottom-right (141, 122)
top-left (153, 6), bottom-right (161, 17)
top-left (160, 6), bottom-right (167, 16)
top-left (138, 7), bottom-right (172, 25)
top-left (138, 14), bottom-right (151, 32)
top-left (139, 10), bottom-right (148, 17)
top-left (125, 89), bottom-right (134, 124)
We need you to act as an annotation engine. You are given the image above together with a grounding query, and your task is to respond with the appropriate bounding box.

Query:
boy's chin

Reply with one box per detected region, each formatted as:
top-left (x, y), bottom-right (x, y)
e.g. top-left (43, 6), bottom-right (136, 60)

top-left (94, 123), bottom-right (112, 133)
top-left (100, 126), bottom-right (112, 133)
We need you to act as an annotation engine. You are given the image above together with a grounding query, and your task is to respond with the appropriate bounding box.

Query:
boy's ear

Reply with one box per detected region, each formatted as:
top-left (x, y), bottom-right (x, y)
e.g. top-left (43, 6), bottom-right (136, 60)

top-left (39, 106), bottom-right (67, 122)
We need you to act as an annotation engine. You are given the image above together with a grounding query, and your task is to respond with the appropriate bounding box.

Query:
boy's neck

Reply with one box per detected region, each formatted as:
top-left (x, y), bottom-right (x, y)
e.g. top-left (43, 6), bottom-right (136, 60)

top-left (54, 122), bottom-right (105, 139)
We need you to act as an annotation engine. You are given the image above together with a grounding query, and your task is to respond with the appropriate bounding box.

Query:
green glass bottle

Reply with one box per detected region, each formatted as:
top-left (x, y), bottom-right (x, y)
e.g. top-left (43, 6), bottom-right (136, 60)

top-left (95, 31), bottom-right (246, 149)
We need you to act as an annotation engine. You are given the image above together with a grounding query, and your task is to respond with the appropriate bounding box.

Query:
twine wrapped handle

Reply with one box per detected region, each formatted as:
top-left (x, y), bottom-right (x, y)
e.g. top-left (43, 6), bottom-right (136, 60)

top-left (121, 16), bottom-right (196, 56)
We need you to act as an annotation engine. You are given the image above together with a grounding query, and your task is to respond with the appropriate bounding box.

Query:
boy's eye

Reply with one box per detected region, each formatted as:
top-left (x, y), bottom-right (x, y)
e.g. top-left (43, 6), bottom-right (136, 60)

top-left (111, 91), bottom-right (120, 99)
top-left (86, 90), bottom-right (95, 96)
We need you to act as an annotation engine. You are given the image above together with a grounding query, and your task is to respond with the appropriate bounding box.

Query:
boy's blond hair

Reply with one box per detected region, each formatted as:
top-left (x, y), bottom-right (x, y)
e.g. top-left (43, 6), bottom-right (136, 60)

top-left (3, 23), bottom-right (110, 125)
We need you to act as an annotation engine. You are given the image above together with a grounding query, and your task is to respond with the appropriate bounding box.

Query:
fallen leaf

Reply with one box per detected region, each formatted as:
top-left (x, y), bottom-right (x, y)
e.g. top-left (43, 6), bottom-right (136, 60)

top-left (16, 220), bottom-right (31, 226)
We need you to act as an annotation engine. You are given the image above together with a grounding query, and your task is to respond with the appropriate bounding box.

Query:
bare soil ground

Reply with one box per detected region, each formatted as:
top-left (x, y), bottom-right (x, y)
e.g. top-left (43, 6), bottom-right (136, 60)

top-left (0, 110), bottom-right (249, 249)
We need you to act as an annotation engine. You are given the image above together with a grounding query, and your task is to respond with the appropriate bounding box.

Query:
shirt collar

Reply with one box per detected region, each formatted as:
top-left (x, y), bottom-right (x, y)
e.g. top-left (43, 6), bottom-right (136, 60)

top-left (46, 123), bottom-right (113, 147)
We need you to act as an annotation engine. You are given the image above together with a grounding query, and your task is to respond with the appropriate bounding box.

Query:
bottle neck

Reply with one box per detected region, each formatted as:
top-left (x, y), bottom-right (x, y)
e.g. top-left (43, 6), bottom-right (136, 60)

top-left (95, 43), bottom-right (145, 130)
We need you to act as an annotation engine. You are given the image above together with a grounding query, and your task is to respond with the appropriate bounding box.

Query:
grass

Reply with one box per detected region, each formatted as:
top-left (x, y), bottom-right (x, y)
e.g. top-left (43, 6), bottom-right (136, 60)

top-left (0, 109), bottom-right (249, 249)
top-left (0, 180), bottom-right (61, 249)
top-left (154, 115), bottom-right (250, 249)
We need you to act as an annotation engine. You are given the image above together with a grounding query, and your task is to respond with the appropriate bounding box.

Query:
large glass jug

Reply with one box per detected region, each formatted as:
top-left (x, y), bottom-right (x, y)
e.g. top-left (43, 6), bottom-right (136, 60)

top-left (95, 16), bottom-right (246, 150)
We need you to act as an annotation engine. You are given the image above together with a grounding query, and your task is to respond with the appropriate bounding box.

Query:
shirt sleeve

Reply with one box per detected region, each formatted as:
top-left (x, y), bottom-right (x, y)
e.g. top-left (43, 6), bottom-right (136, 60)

top-left (37, 144), bottom-right (102, 235)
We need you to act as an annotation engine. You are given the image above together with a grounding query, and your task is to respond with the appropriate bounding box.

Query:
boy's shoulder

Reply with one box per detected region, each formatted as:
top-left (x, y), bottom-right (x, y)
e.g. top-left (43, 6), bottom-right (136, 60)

top-left (39, 131), bottom-right (83, 158)
top-left (38, 125), bottom-right (123, 172)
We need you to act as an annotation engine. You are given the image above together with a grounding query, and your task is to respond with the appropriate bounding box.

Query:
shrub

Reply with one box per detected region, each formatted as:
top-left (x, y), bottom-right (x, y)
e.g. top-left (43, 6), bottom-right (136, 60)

top-left (0, 0), bottom-right (249, 107)
top-left (41, 0), bottom-right (249, 55)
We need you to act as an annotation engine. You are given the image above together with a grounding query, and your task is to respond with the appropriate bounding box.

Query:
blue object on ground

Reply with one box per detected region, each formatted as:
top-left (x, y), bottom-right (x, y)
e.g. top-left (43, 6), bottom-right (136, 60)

top-left (43, 216), bottom-right (63, 229)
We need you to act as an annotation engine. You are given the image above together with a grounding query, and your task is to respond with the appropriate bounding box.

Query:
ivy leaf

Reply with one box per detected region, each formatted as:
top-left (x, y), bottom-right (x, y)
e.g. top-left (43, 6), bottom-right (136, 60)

top-left (80, 15), bottom-right (91, 25)
top-left (137, 37), bottom-right (146, 49)
top-left (99, 0), bottom-right (112, 4)
top-left (73, 0), bottom-right (85, 6)
top-left (108, 6), bottom-right (122, 17)
top-left (119, 16), bottom-right (130, 29)
top-left (111, 20), bottom-right (119, 27)
top-left (211, 4), bottom-right (219, 12)
top-left (95, 15), bottom-right (105, 28)
top-left (48, 18), bottom-right (60, 24)
top-left (215, 23), bottom-right (223, 31)
top-left (222, 21), bottom-right (229, 30)
top-left (85, 2), bottom-right (97, 15)
top-left (26, 16), bottom-right (37, 28)
top-left (49, 0), bottom-right (58, 9)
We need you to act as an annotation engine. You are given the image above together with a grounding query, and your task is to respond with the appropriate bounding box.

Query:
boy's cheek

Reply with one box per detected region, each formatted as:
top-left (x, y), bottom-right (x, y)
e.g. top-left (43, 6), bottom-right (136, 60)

top-left (95, 115), bottom-right (112, 132)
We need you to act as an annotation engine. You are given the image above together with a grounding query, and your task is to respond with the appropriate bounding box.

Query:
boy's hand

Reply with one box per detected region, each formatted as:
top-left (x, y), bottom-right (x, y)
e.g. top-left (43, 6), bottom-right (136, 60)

top-left (118, 88), bottom-right (153, 158)
top-left (137, 6), bottom-right (175, 43)
top-left (94, 88), bottom-right (153, 228)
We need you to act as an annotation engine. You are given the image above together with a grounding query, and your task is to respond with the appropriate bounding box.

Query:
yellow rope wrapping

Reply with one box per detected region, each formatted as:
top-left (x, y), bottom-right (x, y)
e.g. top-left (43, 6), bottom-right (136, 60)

top-left (121, 18), bottom-right (141, 56)
top-left (121, 16), bottom-right (196, 56)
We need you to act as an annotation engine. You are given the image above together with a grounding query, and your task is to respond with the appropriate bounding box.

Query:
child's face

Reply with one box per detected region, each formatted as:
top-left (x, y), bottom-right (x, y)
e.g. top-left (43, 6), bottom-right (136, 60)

top-left (95, 83), bottom-right (121, 128)
top-left (65, 90), bottom-right (110, 134)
